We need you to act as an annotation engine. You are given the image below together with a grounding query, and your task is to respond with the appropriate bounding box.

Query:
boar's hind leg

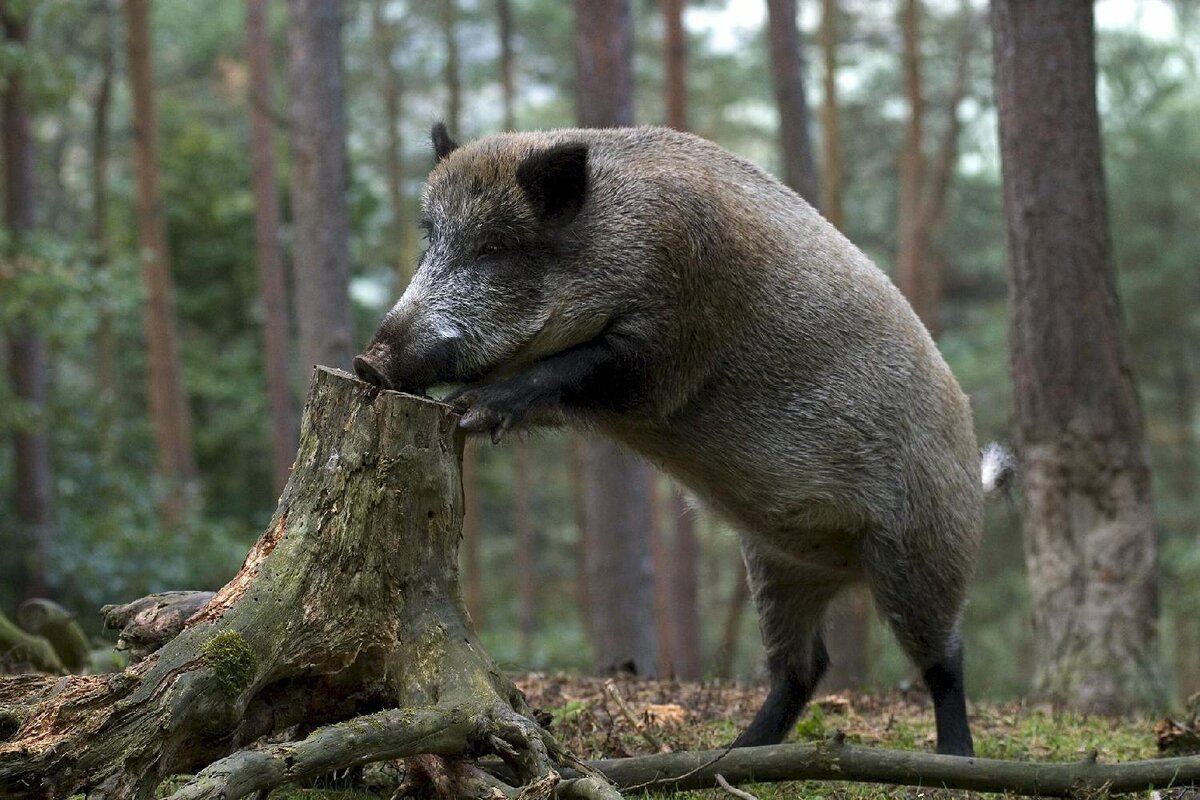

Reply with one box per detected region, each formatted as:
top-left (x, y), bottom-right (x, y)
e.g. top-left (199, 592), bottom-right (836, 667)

top-left (864, 540), bottom-right (975, 757)
top-left (732, 547), bottom-right (841, 748)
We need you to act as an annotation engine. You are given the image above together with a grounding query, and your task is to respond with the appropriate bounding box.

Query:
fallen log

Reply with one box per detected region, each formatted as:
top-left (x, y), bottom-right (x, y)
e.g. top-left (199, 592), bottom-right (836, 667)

top-left (101, 590), bottom-right (215, 663)
top-left (17, 599), bottom-right (92, 673)
top-left (0, 610), bottom-right (64, 675)
top-left (0, 367), bottom-right (618, 800)
top-left (571, 734), bottom-right (1200, 796)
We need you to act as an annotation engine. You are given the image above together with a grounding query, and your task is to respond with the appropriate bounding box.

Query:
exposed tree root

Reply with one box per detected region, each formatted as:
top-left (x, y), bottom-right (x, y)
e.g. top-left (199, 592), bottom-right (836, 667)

top-left (0, 369), bottom-right (621, 800)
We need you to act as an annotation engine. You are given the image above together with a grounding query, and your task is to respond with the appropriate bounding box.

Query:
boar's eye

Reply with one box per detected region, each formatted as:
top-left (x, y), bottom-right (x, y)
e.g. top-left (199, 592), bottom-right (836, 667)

top-left (478, 240), bottom-right (506, 257)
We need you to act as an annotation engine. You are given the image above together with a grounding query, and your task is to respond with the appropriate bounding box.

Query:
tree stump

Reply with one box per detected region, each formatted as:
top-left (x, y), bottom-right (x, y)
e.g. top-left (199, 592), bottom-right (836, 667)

top-left (0, 368), bottom-right (618, 800)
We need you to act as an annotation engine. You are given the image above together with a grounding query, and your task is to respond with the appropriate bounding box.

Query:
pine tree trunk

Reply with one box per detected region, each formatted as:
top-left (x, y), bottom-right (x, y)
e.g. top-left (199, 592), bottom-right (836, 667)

top-left (124, 0), bottom-right (198, 523)
top-left (2, 1), bottom-right (55, 599)
top-left (440, 0), bottom-right (461, 134)
top-left (765, 0), bottom-right (820, 206)
top-left (92, 0), bottom-right (119, 458)
top-left (247, 0), bottom-right (297, 493)
top-left (896, 0), bottom-right (933, 333)
top-left (668, 489), bottom-right (702, 681)
top-left (992, 0), bottom-right (1162, 713)
top-left (498, 0), bottom-right (516, 130)
top-left (287, 0), bottom-right (354, 373)
top-left (648, 473), bottom-right (675, 677)
top-left (0, 370), bottom-right (619, 800)
top-left (819, 0), bottom-right (842, 230)
top-left (662, 0), bottom-right (686, 131)
top-left (573, 0), bottom-right (658, 677)
top-left (371, 0), bottom-right (412, 286)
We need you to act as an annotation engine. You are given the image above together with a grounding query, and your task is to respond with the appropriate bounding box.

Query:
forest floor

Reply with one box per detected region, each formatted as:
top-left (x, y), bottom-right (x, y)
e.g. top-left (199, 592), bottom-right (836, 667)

top-left (248, 672), bottom-right (1197, 800)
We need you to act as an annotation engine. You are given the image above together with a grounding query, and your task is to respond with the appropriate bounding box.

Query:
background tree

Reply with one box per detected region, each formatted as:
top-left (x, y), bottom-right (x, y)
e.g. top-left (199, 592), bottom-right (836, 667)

top-left (2, 0), bottom-right (55, 598)
top-left (124, 0), bottom-right (198, 523)
top-left (992, 0), bottom-right (1161, 712)
top-left (287, 0), bottom-right (353, 373)
top-left (574, 0), bottom-right (659, 677)
top-left (370, 0), bottom-right (412, 285)
top-left (765, 0), bottom-right (820, 205)
top-left (246, 0), bottom-right (296, 493)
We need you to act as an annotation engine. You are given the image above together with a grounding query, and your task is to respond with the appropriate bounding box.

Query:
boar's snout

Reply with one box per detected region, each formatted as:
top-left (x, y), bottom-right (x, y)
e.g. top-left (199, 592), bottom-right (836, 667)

top-left (353, 350), bottom-right (392, 389)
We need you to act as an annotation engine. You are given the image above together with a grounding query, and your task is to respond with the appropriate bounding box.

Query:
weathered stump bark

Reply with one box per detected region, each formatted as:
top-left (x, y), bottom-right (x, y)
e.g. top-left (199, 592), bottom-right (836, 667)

top-left (0, 368), bottom-right (617, 800)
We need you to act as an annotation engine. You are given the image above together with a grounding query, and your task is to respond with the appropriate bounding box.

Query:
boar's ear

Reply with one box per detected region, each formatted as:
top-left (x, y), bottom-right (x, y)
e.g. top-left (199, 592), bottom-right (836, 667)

top-left (516, 142), bottom-right (588, 226)
top-left (432, 122), bottom-right (459, 163)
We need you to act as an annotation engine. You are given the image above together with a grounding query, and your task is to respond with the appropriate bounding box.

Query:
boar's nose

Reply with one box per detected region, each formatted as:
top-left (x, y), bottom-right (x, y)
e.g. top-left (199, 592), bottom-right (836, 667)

top-left (353, 353), bottom-right (392, 389)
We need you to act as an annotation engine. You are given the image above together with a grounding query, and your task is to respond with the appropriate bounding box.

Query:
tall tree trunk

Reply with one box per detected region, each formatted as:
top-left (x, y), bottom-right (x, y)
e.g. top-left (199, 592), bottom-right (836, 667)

top-left (124, 0), bottom-right (198, 523)
top-left (440, 0), bottom-right (461, 134)
top-left (574, 0), bottom-right (658, 678)
top-left (497, 0), bottom-right (515, 130)
top-left (567, 434), bottom-right (594, 643)
top-left (648, 473), bottom-right (675, 677)
top-left (765, 0), bottom-right (820, 206)
top-left (515, 439), bottom-right (536, 660)
top-left (896, 1), bottom-right (974, 339)
top-left (662, 0), bottom-right (686, 131)
top-left (247, 0), bottom-right (297, 494)
top-left (286, 0), bottom-right (354, 373)
top-left (715, 566), bottom-right (751, 679)
top-left (669, 489), bottom-right (702, 680)
top-left (818, 0), bottom-right (842, 229)
top-left (462, 442), bottom-right (484, 627)
top-left (2, 1), bottom-right (55, 598)
top-left (1169, 342), bottom-right (1198, 696)
top-left (371, 0), bottom-right (412, 286)
top-left (92, 0), bottom-right (119, 457)
top-left (992, 0), bottom-right (1161, 712)
top-left (896, 0), bottom-right (932, 331)
top-left (659, 0), bottom-right (702, 681)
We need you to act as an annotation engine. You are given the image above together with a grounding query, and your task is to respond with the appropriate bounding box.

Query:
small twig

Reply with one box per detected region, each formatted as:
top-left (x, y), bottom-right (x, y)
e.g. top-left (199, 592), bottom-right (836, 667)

top-left (603, 679), bottom-right (665, 753)
top-left (716, 773), bottom-right (761, 800)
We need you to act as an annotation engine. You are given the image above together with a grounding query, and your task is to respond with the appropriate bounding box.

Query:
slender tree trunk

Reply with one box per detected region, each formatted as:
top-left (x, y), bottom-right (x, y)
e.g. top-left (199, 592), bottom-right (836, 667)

top-left (663, 0), bottom-right (686, 131)
top-left (497, 0), bottom-right (515, 131)
top-left (765, 0), bottom-right (820, 206)
top-left (2, 1), bottom-right (55, 598)
top-left (92, 0), bottom-right (119, 456)
top-left (715, 566), bottom-right (751, 679)
top-left (515, 439), bottom-right (536, 660)
top-left (819, 0), bottom-right (842, 229)
top-left (669, 489), bottom-right (702, 680)
top-left (1169, 342), bottom-right (1198, 696)
top-left (286, 0), bottom-right (354, 373)
top-left (124, 0), bottom-right (198, 523)
top-left (567, 434), bottom-right (594, 643)
top-left (658, 0), bottom-right (702, 681)
top-left (896, 0), bottom-right (932, 332)
top-left (371, 0), bottom-right (412, 286)
top-left (574, 0), bottom-right (658, 678)
top-left (440, 0), bottom-right (461, 134)
top-left (648, 473), bottom-right (675, 677)
top-left (992, 0), bottom-right (1161, 712)
top-left (247, 0), bottom-right (297, 494)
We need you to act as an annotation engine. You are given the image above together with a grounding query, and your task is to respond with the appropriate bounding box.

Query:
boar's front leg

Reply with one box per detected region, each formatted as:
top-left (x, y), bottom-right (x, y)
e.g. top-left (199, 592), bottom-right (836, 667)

top-left (448, 331), bottom-right (645, 442)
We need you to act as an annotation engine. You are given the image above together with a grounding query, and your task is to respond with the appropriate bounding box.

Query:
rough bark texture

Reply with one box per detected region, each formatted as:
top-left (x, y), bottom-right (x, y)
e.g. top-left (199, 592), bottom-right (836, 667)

top-left (287, 0), bottom-right (354, 373)
top-left (124, 0), bottom-right (198, 521)
top-left (574, 0), bottom-right (658, 678)
top-left (3, 1), bottom-right (56, 598)
top-left (247, 0), bottom-right (297, 493)
top-left (992, 0), bottom-right (1161, 712)
top-left (0, 369), bottom-right (612, 800)
top-left (765, 0), bottom-right (820, 206)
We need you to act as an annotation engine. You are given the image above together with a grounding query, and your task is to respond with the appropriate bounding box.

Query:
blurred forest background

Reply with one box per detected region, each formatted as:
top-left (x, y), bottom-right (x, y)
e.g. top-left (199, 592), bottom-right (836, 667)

top-left (0, 0), bottom-right (1197, 709)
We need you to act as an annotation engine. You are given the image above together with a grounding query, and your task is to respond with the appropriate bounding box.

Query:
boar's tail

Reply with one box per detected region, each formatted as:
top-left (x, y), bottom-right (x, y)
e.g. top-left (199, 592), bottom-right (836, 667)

top-left (980, 442), bottom-right (1017, 498)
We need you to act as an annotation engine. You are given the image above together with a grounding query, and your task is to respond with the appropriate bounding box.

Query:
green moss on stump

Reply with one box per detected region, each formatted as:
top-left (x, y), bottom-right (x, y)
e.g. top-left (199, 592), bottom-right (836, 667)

top-left (200, 630), bottom-right (257, 696)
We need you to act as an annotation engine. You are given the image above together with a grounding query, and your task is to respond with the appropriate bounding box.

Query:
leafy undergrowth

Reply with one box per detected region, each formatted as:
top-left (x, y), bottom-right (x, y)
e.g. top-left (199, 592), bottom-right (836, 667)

top-left (260, 672), bottom-right (1178, 799)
